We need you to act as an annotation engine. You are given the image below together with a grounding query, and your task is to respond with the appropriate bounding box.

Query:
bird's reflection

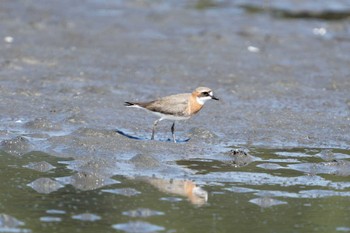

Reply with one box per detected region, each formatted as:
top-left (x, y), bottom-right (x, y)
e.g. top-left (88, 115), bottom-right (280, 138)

top-left (141, 177), bottom-right (208, 206)
top-left (115, 129), bottom-right (190, 142)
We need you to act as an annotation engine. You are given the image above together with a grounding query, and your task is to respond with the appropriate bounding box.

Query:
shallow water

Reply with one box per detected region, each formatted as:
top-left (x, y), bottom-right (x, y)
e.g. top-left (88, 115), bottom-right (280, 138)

top-left (1, 0), bottom-right (350, 232)
top-left (1, 147), bottom-right (350, 233)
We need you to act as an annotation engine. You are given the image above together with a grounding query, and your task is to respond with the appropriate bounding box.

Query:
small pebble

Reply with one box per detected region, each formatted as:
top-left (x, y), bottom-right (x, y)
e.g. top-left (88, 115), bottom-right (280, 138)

top-left (313, 27), bottom-right (327, 36)
top-left (247, 45), bottom-right (260, 52)
top-left (4, 36), bottom-right (14, 43)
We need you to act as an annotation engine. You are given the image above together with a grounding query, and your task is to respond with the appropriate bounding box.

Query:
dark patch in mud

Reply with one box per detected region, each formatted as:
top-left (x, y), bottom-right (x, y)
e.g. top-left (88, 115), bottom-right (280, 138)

top-left (193, 0), bottom-right (224, 10)
top-left (238, 1), bottom-right (350, 20)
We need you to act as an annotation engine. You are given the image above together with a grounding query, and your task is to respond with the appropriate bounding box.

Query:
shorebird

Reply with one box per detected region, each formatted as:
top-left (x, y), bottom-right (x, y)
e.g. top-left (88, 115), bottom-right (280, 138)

top-left (124, 87), bottom-right (219, 142)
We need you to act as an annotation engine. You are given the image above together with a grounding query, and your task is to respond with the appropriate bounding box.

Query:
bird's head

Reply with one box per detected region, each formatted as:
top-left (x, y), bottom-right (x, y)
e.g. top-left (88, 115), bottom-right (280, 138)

top-left (193, 87), bottom-right (219, 105)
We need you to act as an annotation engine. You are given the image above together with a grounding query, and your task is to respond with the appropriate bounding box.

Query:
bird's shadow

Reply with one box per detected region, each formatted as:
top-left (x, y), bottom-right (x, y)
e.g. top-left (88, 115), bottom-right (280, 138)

top-left (115, 129), bottom-right (190, 143)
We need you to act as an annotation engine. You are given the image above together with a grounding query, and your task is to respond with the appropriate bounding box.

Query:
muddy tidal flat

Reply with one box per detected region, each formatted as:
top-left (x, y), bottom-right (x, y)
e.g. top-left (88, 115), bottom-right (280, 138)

top-left (1, 0), bottom-right (350, 233)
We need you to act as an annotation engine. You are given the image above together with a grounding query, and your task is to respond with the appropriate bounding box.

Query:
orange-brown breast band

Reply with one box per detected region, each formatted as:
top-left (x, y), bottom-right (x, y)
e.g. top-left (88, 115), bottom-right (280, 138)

top-left (187, 94), bottom-right (203, 115)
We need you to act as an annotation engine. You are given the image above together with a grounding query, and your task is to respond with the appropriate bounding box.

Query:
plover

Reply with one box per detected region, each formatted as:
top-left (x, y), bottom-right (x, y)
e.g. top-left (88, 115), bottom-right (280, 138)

top-left (124, 87), bottom-right (219, 142)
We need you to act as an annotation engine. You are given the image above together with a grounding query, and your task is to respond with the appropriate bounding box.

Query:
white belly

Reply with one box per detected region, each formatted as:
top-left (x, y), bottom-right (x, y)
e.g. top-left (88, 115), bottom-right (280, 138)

top-left (129, 104), bottom-right (191, 121)
top-left (151, 111), bottom-right (191, 121)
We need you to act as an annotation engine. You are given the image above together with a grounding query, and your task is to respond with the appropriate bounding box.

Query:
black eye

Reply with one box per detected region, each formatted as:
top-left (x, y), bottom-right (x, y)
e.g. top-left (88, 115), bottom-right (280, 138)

top-left (202, 92), bottom-right (210, 96)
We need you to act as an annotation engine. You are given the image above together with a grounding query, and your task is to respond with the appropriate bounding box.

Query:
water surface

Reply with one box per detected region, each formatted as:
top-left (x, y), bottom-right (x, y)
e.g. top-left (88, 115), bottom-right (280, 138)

top-left (1, 148), bottom-right (350, 233)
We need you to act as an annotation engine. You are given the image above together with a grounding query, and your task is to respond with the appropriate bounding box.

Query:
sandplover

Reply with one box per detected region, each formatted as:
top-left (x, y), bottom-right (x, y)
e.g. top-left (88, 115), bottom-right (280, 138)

top-left (124, 87), bottom-right (219, 142)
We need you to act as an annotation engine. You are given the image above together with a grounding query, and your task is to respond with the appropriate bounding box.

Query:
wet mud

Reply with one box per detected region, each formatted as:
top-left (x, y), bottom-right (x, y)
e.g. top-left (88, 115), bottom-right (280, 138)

top-left (0, 0), bottom-right (350, 232)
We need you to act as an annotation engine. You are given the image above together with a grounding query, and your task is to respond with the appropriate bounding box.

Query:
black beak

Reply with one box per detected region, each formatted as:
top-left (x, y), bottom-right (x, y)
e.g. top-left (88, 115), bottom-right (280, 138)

top-left (211, 95), bottom-right (219, 101)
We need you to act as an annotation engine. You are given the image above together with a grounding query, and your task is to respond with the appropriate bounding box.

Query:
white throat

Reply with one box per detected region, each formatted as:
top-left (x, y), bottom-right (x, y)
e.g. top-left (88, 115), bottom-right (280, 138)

top-left (196, 96), bottom-right (211, 105)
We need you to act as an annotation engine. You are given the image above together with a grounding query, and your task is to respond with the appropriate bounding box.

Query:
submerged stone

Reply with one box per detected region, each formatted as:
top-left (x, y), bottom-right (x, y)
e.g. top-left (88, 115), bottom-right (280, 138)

top-left (46, 209), bottom-right (66, 215)
top-left (159, 197), bottom-right (183, 202)
top-left (224, 149), bottom-right (255, 167)
top-left (72, 213), bottom-right (101, 222)
top-left (56, 172), bottom-right (119, 191)
top-left (0, 213), bottom-right (31, 233)
top-left (102, 188), bottom-right (141, 197)
top-left (122, 208), bottom-right (164, 218)
top-left (224, 186), bottom-right (256, 193)
top-left (318, 149), bottom-right (335, 161)
top-left (27, 178), bottom-right (64, 194)
top-left (112, 221), bottom-right (165, 233)
top-left (0, 136), bottom-right (34, 156)
top-left (0, 213), bottom-right (24, 228)
top-left (288, 160), bottom-right (350, 176)
top-left (317, 150), bottom-right (350, 161)
top-left (39, 217), bottom-right (62, 222)
top-left (249, 197), bottom-right (287, 208)
top-left (257, 163), bottom-right (285, 170)
top-left (23, 161), bottom-right (56, 172)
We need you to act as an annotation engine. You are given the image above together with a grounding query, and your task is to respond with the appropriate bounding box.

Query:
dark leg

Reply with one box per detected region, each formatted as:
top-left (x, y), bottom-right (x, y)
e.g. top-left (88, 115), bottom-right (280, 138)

top-left (171, 121), bottom-right (176, 143)
top-left (151, 119), bottom-right (161, 140)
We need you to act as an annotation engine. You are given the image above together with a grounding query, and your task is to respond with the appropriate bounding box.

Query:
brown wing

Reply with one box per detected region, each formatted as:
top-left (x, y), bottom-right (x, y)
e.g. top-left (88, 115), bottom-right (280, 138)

top-left (142, 93), bottom-right (190, 116)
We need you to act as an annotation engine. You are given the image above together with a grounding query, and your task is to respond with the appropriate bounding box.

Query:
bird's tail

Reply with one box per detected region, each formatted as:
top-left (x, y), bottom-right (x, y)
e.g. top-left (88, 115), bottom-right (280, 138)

top-left (124, 102), bottom-right (138, 107)
top-left (124, 102), bottom-right (135, 107)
